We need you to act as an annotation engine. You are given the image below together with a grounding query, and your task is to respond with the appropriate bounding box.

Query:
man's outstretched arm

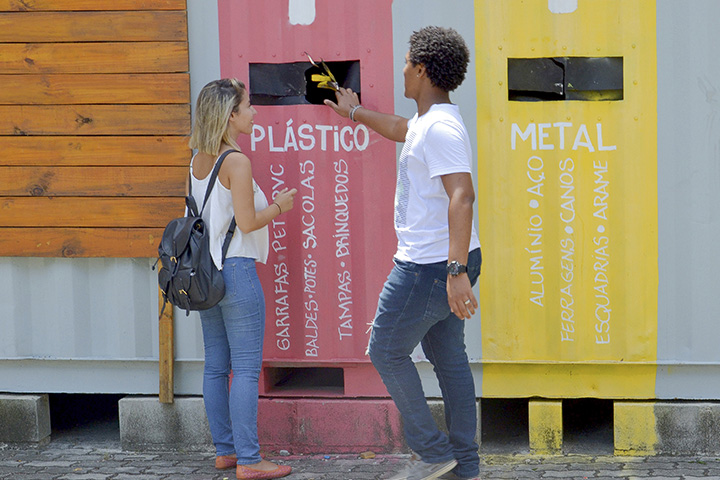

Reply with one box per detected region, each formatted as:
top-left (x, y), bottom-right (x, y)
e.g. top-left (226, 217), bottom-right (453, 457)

top-left (324, 87), bottom-right (408, 143)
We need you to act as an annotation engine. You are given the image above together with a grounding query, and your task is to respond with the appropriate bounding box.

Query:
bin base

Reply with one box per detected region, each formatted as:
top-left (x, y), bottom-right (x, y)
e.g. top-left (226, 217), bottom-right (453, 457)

top-left (258, 397), bottom-right (407, 454)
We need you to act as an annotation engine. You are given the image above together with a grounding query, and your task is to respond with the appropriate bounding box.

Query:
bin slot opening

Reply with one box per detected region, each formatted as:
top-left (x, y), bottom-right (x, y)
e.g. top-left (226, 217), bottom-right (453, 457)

top-left (263, 366), bottom-right (344, 394)
top-left (249, 60), bottom-right (360, 106)
top-left (508, 57), bottom-right (623, 101)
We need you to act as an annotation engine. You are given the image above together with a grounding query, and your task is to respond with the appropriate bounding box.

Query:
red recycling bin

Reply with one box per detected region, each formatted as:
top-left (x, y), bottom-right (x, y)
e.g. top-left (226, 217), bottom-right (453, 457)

top-left (218, 0), bottom-right (396, 397)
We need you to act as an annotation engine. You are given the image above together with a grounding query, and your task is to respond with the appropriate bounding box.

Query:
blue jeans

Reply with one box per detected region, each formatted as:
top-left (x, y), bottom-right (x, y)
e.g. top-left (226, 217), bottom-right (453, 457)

top-left (199, 257), bottom-right (265, 465)
top-left (368, 248), bottom-right (482, 478)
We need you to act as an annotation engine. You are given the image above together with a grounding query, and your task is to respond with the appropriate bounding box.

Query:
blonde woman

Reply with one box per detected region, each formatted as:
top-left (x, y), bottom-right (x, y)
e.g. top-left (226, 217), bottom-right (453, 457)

top-left (188, 78), bottom-right (296, 480)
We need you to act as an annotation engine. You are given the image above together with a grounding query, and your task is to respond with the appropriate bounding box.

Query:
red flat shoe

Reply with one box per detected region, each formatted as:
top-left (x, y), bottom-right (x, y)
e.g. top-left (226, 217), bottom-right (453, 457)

top-left (215, 454), bottom-right (237, 469)
top-left (236, 463), bottom-right (292, 479)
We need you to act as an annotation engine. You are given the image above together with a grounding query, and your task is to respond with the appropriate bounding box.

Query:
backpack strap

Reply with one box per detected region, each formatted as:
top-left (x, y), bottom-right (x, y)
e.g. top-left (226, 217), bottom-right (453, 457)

top-left (221, 218), bottom-right (236, 263)
top-left (185, 193), bottom-right (200, 217)
top-left (186, 160), bottom-right (199, 217)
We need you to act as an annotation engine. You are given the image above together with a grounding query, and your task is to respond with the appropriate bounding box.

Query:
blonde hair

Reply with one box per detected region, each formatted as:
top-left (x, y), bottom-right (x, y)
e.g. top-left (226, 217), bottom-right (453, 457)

top-left (188, 78), bottom-right (246, 155)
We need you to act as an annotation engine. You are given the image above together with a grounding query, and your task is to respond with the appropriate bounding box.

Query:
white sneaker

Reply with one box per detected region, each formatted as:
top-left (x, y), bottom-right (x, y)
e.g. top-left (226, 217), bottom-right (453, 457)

top-left (387, 458), bottom-right (458, 480)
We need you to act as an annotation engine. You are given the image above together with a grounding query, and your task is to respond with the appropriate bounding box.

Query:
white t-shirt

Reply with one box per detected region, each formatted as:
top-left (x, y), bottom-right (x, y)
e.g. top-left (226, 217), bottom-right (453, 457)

top-left (190, 155), bottom-right (269, 269)
top-left (394, 103), bottom-right (481, 263)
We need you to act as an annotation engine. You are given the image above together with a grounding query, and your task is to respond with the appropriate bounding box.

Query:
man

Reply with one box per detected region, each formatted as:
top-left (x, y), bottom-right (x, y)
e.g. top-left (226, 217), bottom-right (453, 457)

top-left (325, 26), bottom-right (482, 480)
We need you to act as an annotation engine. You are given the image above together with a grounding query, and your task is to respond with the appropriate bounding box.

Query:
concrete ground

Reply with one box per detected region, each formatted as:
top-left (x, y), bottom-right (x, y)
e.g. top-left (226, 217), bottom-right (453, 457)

top-left (2, 438), bottom-right (720, 480)
top-left (3, 397), bottom-right (720, 479)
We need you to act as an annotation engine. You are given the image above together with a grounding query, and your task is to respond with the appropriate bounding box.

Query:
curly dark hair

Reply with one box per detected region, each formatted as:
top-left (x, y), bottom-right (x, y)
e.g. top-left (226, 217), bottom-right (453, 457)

top-left (408, 26), bottom-right (469, 92)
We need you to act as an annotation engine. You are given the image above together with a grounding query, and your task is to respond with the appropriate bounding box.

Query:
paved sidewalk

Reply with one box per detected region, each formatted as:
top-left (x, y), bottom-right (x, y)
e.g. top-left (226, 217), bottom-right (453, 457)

top-left (2, 439), bottom-right (720, 480)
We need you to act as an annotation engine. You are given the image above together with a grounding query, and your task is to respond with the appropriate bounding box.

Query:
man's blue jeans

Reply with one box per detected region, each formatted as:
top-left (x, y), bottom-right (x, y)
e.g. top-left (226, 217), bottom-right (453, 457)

top-left (368, 248), bottom-right (482, 478)
top-left (199, 257), bottom-right (265, 465)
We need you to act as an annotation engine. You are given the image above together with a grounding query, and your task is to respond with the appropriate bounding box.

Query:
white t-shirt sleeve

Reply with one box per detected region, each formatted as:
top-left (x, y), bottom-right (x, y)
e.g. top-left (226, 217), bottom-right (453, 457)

top-left (424, 120), bottom-right (472, 179)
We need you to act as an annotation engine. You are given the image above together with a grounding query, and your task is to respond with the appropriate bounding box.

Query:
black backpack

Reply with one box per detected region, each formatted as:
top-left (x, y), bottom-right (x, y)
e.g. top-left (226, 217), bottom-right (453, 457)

top-left (155, 150), bottom-right (238, 316)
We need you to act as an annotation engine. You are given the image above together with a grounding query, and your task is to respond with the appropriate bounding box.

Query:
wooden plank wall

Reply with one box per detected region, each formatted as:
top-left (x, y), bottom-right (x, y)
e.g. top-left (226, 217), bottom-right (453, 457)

top-left (0, 0), bottom-right (190, 258)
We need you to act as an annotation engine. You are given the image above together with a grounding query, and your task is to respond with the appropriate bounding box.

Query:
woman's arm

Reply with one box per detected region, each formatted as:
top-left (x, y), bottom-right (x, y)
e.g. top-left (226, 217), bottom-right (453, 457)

top-left (224, 151), bottom-right (296, 233)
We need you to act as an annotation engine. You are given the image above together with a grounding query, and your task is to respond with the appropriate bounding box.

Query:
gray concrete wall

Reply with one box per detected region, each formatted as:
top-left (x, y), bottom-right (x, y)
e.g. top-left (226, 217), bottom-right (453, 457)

top-left (1, 0), bottom-right (720, 403)
top-left (655, 0), bottom-right (720, 398)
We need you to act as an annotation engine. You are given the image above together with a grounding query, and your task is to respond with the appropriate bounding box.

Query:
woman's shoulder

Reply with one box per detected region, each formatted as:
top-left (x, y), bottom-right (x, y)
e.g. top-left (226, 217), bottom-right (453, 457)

top-left (217, 149), bottom-right (253, 190)
top-left (225, 148), bottom-right (249, 160)
top-left (221, 149), bottom-right (251, 172)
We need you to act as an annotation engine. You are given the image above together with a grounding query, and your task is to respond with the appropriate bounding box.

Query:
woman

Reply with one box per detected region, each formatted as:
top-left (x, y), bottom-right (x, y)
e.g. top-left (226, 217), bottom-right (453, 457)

top-left (188, 78), bottom-right (296, 480)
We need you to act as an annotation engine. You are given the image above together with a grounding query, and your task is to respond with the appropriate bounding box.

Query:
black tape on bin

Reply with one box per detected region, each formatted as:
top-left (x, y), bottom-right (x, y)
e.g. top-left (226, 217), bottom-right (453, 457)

top-left (249, 62), bottom-right (309, 105)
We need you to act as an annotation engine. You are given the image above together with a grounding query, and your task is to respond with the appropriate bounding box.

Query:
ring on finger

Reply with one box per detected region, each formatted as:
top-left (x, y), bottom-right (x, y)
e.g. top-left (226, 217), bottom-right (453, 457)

top-left (464, 299), bottom-right (472, 305)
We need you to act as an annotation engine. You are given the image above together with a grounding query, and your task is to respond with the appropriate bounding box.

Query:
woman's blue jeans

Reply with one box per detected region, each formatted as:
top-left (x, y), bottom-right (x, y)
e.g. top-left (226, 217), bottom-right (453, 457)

top-left (199, 257), bottom-right (265, 465)
top-left (368, 248), bottom-right (482, 478)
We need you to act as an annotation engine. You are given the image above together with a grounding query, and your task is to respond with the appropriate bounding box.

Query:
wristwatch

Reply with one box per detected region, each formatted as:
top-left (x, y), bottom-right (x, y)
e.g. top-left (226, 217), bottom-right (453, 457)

top-left (446, 261), bottom-right (468, 276)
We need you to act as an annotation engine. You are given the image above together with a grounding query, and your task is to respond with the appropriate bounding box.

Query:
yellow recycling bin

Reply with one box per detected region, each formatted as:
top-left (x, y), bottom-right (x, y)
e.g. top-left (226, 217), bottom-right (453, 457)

top-left (476, 0), bottom-right (658, 399)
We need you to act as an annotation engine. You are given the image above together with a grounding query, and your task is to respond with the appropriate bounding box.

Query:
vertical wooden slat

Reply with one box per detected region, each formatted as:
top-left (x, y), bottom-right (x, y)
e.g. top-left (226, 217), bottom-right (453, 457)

top-left (158, 287), bottom-right (174, 404)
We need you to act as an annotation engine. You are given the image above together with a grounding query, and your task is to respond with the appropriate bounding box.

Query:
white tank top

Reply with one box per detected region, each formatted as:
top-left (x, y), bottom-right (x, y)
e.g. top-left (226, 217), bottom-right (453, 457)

top-left (189, 154), bottom-right (269, 269)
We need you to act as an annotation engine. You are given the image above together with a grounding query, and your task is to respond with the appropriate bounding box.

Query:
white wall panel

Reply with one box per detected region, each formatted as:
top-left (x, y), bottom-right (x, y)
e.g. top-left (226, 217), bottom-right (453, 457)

top-left (656, 0), bottom-right (720, 398)
top-left (3, 0), bottom-right (719, 400)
